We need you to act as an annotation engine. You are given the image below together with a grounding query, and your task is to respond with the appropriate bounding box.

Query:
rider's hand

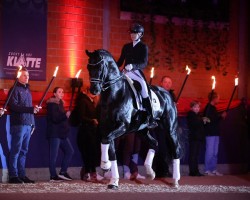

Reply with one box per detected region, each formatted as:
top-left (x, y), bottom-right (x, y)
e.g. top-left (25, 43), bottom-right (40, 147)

top-left (125, 64), bottom-right (133, 71)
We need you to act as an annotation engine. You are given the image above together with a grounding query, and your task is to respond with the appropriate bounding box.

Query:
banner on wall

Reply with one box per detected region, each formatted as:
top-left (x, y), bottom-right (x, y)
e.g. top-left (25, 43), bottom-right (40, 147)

top-left (0, 0), bottom-right (47, 81)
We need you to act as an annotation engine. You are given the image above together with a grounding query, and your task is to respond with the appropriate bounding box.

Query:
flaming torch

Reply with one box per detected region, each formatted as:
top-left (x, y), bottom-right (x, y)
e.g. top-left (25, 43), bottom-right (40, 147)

top-left (205, 75), bottom-right (216, 117)
top-left (0, 66), bottom-right (23, 117)
top-left (209, 75), bottom-right (216, 103)
top-left (38, 66), bottom-right (59, 107)
top-left (149, 67), bottom-right (154, 85)
top-left (176, 65), bottom-right (191, 102)
top-left (226, 77), bottom-right (238, 111)
top-left (69, 69), bottom-right (83, 111)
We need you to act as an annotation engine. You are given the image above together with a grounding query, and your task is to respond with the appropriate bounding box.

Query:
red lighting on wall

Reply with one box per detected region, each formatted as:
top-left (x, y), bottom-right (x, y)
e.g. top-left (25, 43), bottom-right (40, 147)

top-left (58, 2), bottom-right (86, 78)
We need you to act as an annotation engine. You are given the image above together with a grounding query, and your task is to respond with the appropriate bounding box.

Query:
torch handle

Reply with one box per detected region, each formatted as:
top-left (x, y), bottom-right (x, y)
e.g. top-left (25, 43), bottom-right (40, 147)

top-left (149, 78), bottom-right (153, 85)
top-left (176, 75), bottom-right (189, 102)
top-left (38, 77), bottom-right (55, 107)
top-left (3, 79), bottom-right (19, 110)
top-left (226, 86), bottom-right (237, 111)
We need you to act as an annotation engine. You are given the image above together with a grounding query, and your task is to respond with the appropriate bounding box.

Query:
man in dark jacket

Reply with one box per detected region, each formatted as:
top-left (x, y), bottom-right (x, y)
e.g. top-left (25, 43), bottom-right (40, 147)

top-left (8, 67), bottom-right (40, 184)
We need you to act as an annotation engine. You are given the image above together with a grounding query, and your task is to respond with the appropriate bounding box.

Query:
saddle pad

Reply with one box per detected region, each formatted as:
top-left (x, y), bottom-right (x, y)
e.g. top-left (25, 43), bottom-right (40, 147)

top-left (150, 90), bottom-right (161, 112)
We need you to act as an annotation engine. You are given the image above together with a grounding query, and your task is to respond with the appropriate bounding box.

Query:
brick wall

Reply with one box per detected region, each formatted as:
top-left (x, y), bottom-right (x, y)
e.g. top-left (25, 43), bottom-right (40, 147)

top-left (0, 0), bottom-right (247, 101)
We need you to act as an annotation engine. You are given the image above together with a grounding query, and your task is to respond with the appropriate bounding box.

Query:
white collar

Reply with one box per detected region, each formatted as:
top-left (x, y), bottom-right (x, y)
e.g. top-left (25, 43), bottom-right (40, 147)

top-left (133, 39), bottom-right (140, 47)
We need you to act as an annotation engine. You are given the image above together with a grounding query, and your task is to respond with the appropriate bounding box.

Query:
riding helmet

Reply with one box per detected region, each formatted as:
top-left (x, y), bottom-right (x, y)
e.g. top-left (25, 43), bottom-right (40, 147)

top-left (129, 23), bottom-right (144, 36)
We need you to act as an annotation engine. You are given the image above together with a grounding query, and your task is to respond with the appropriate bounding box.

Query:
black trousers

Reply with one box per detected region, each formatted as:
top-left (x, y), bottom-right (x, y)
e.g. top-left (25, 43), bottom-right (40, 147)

top-left (77, 125), bottom-right (101, 173)
top-left (188, 139), bottom-right (202, 174)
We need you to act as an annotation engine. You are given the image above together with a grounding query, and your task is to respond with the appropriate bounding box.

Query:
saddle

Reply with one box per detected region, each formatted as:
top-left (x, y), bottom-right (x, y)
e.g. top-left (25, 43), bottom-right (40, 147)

top-left (124, 74), bottom-right (161, 117)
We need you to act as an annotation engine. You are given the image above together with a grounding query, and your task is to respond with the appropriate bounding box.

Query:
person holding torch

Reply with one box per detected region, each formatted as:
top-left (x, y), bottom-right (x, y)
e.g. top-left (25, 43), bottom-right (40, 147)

top-left (8, 67), bottom-right (41, 184)
top-left (203, 91), bottom-right (227, 176)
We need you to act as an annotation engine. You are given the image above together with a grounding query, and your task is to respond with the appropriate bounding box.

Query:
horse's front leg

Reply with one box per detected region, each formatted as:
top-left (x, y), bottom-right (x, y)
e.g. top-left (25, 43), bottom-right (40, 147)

top-left (106, 140), bottom-right (120, 189)
top-left (100, 122), bottom-right (126, 170)
top-left (100, 123), bottom-right (127, 189)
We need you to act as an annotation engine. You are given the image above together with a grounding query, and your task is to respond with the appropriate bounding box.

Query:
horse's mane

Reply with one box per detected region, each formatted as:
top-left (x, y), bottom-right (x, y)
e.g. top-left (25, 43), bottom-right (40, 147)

top-left (96, 49), bottom-right (115, 61)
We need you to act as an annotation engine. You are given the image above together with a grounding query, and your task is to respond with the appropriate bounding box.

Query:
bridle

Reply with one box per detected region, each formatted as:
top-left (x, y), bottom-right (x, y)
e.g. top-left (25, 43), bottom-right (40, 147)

top-left (88, 58), bottom-right (123, 91)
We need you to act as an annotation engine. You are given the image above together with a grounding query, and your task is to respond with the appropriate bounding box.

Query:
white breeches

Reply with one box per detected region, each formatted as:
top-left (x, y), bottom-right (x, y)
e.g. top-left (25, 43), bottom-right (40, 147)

top-left (125, 70), bottom-right (148, 98)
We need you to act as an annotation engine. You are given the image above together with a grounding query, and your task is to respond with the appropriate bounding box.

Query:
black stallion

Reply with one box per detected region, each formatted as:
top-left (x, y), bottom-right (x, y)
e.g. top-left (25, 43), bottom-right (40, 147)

top-left (86, 49), bottom-right (181, 189)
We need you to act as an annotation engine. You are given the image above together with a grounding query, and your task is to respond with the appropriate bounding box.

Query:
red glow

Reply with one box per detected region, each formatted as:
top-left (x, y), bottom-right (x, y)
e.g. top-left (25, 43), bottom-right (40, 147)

top-left (59, 2), bottom-right (85, 78)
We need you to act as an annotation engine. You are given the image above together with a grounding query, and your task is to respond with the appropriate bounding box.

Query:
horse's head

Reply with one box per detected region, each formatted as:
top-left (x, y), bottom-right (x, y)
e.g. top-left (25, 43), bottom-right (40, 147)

top-left (86, 49), bottom-right (107, 95)
top-left (86, 49), bottom-right (122, 95)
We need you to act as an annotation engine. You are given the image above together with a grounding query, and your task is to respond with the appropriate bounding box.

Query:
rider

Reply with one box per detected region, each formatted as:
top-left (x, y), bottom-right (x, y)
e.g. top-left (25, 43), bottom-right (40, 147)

top-left (116, 23), bottom-right (157, 129)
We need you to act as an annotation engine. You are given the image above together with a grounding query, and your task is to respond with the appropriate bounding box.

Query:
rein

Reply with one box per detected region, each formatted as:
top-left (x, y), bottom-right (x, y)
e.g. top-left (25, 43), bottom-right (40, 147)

top-left (88, 58), bottom-right (124, 91)
top-left (87, 58), bottom-right (104, 66)
top-left (101, 75), bottom-right (124, 91)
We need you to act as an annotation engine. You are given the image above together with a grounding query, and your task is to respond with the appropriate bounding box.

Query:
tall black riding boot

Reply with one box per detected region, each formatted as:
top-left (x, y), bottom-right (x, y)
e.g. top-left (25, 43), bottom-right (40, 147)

top-left (142, 97), bottom-right (158, 129)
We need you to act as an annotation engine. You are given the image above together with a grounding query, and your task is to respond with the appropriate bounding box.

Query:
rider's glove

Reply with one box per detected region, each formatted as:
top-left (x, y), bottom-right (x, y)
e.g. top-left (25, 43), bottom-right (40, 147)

top-left (125, 64), bottom-right (133, 71)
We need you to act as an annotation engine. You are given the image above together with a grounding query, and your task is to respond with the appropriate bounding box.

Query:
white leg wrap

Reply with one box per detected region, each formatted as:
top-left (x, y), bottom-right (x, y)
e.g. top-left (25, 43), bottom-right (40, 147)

top-left (101, 143), bottom-right (109, 161)
top-left (100, 143), bottom-right (111, 170)
top-left (111, 160), bottom-right (119, 179)
top-left (108, 160), bottom-right (119, 187)
top-left (144, 149), bottom-right (155, 166)
top-left (173, 158), bottom-right (180, 180)
top-left (144, 149), bottom-right (155, 180)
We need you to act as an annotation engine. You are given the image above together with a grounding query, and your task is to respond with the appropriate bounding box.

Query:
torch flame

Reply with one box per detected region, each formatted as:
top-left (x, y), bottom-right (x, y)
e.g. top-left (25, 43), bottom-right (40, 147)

top-left (150, 67), bottom-right (154, 78)
top-left (53, 66), bottom-right (59, 77)
top-left (211, 75), bottom-right (216, 90)
top-left (16, 65), bottom-right (22, 79)
top-left (186, 65), bottom-right (191, 75)
top-left (234, 77), bottom-right (238, 86)
top-left (75, 69), bottom-right (82, 78)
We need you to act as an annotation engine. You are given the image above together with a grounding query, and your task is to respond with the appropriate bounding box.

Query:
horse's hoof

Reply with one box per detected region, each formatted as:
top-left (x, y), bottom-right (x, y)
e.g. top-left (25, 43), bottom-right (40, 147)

top-left (107, 178), bottom-right (119, 189)
top-left (145, 164), bottom-right (156, 180)
top-left (107, 184), bottom-right (118, 189)
top-left (172, 179), bottom-right (179, 189)
top-left (100, 160), bottom-right (111, 171)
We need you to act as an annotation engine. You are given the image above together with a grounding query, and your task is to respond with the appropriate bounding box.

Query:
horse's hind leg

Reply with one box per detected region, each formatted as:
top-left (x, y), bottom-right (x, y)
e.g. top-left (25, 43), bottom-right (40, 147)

top-left (144, 149), bottom-right (156, 180)
top-left (172, 158), bottom-right (180, 188)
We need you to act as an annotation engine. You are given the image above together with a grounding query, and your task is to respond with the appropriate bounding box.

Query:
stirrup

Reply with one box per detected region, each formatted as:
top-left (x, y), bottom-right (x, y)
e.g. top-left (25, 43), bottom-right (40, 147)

top-left (100, 160), bottom-right (111, 171)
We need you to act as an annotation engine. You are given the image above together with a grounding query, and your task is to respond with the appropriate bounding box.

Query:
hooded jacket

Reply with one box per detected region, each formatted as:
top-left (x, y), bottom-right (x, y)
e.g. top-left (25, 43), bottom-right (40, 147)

top-left (46, 97), bottom-right (70, 139)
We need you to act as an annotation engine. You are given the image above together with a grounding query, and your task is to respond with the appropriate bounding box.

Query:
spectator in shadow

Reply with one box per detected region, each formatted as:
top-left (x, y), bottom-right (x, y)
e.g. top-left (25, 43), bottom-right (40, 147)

top-left (74, 87), bottom-right (103, 183)
top-left (187, 100), bottom-right (208, 176)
